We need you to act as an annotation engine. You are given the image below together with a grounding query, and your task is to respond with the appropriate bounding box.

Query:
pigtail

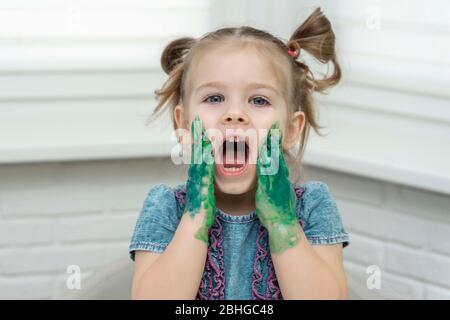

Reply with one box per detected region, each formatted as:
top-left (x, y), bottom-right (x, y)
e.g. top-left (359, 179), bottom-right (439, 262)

top-left (160, 37), bottom-right (196, 75)
top-left (288, 7), bottom-right (341, 92)
top-left (148, 37), bottom-right (196, 127)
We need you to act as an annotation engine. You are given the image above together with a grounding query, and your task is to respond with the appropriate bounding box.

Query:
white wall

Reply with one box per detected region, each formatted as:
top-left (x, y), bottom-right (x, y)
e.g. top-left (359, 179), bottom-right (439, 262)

top-left (304, 167), bottom-right (450, 299)
top-left (0, 158), bottom-right (186, 299)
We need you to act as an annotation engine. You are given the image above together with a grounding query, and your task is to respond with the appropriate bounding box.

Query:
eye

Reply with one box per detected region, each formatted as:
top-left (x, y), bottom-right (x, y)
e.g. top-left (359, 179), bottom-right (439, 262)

top-left (202, 94), bottom-right (271, 106)
top-left (203, 94), bottom-right (224, 104)
top-left (251, 96), bottom-right (271, 107)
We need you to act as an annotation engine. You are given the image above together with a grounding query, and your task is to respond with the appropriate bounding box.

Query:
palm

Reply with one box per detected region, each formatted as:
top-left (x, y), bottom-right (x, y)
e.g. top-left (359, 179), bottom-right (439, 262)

top-left (184, 115), bottom-right (216, 244)
top-left (255, 122), bottom-right (300, 253)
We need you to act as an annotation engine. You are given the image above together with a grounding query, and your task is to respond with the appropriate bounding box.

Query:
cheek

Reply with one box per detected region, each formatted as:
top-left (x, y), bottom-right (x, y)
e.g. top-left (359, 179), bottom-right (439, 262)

top-left (188, 105), bottom-right (219, 128)
top-left (249, 103), bottom-right (284, 123)
top-left (252, 118), bottom-right (288, 148)
top-left (249, 109), bottom-right (280, 131)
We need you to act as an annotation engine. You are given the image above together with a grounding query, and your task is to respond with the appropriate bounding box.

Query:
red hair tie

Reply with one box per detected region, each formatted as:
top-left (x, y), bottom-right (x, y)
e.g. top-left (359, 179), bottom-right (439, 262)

top-left (287, 49), bottom-right (299, 59)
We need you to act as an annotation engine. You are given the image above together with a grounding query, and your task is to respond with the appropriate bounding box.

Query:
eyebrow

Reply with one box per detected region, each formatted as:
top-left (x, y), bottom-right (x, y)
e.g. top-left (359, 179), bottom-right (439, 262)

top-left (195, 81), bottom-right (280, 95)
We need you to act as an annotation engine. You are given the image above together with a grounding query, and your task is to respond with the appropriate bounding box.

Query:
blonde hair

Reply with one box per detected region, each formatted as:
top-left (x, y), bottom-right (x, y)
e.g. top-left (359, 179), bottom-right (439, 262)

top-left (149, 7), bottom-right (341, 183)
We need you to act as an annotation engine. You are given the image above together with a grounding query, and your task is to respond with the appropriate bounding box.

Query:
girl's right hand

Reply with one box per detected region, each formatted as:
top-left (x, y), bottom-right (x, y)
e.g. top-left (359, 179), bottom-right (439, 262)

top-left (184, 115), bottom-right (216, 245)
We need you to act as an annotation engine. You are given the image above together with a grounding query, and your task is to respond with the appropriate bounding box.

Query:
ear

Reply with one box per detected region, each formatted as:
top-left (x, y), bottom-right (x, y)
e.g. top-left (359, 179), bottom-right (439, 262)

top-left (174, 104), bottom-right (188, 130)
top-left (283, 110), bottom-right (305, 149)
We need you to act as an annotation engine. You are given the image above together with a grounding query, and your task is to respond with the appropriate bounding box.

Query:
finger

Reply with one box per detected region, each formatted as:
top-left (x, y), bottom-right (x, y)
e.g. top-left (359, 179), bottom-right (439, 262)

top-left (258, 120), bottom-right (280, 160)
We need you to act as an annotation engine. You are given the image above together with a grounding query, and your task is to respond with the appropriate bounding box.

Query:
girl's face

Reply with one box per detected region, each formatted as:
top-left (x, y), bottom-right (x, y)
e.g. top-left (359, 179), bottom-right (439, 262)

top-left (175, 45), bottom-right (302, 195)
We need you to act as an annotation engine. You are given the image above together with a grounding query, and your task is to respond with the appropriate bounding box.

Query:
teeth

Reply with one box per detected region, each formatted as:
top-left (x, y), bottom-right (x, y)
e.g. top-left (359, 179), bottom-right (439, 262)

top-left (226, 136), bottom-right (243, 143)
top-left (223, 166), bottom-right (243, 172)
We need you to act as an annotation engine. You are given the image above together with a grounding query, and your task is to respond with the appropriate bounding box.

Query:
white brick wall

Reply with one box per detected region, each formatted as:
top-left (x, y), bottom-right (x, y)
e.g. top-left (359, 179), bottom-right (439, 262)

top-left (0, 159), bottom-right (449, 299)
top-left (304, 166), bottom-right (450, 300)
top-left (0, 158), bottom-right (186, 299)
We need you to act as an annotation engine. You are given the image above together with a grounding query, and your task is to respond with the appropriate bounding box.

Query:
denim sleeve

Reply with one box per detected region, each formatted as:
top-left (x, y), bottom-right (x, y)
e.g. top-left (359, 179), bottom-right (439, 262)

top-left (129, 183), bottom-right (182, 261)
top-left (298, 181), bottom-right (350, 248)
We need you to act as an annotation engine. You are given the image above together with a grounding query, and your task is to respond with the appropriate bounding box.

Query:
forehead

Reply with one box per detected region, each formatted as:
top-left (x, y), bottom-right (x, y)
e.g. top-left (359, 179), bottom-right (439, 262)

top-left (188, 45), bottom-right (286, 95)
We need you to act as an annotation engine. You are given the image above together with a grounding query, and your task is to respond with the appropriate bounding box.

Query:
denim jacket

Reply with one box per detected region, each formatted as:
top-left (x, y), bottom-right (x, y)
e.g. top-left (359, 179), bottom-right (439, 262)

top-left (129, 180), bottom-right (350, 299)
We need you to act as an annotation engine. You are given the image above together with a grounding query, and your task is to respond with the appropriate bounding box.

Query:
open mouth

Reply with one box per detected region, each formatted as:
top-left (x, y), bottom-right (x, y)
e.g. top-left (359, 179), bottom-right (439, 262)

top-left (216, 137), bottom-right (249, 176)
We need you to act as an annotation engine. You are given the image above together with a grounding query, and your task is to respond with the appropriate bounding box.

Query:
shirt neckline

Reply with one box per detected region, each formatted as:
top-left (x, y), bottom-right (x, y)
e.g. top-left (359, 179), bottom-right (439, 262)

top-left (216, 208), bottom-right (257, 223)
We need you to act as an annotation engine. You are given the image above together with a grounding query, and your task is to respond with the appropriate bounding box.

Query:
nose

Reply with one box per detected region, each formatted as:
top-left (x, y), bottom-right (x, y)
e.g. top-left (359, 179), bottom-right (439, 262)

top-left (221, 105), bottom-right (249, 125)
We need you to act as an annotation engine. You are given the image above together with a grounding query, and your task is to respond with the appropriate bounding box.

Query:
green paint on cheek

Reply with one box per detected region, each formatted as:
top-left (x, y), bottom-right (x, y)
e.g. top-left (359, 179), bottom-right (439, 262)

top-left (184, 115), bottom-right (216, 245)
top-left (256, 121), bottom-right (301, 254)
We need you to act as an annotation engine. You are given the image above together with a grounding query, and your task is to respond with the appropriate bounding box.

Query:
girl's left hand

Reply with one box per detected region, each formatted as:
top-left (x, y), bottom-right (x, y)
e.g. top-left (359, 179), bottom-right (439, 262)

top-left (184, 115), bottom-right (216, 245)
top-left (255, 121), bottom-right (301, 254)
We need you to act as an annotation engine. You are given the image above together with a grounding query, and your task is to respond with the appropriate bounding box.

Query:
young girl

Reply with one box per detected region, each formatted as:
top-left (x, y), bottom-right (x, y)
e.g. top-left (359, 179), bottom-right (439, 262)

top-left (129, 7), bottom-right (350, 300)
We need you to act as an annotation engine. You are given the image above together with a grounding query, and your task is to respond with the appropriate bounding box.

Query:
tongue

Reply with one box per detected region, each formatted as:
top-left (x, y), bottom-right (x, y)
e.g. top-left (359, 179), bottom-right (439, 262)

top-left (224, 154), bottom-right (242, 168)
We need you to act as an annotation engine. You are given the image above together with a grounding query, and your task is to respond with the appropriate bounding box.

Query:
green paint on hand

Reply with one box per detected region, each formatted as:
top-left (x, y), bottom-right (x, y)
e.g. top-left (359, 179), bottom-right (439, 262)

top-left (184, 115), bottom-right (216, 245)
top-left (256, 121), bottom-right (300, 254)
